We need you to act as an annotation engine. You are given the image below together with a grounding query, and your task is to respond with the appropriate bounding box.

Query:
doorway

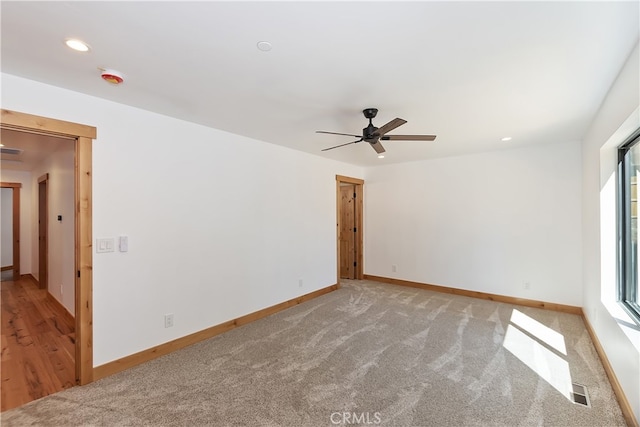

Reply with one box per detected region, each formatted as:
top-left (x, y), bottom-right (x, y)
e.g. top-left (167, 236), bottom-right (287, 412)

top-left (38, 174), bottom-right (48, 290)
top-left (0, 183), bottom-right (20, 281)
top-left (336, 175), bottom-right (363, 282)
top-left (0, 109), bottom-right (95, 386)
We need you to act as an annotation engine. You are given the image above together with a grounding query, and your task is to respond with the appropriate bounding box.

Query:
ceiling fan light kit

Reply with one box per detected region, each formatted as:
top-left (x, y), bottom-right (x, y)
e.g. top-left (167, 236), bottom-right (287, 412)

top-left (317, 108), bottom-right (436, 154)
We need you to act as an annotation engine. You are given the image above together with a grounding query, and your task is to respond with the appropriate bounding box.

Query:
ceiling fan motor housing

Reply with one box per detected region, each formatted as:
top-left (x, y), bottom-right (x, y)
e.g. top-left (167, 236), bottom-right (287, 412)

top-left (363, 124), bottom-right (379, 140)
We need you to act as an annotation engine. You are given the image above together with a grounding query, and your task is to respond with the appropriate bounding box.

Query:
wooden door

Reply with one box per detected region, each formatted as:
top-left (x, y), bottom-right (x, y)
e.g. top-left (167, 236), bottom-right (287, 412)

top-left (38, 176), bottom-right (48, 290)
top-left (339, 184), bottom-right (356, 279)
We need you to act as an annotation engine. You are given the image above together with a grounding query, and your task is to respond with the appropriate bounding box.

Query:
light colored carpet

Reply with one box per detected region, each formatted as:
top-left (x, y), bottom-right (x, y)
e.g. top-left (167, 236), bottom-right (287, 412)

top-left (1, 279), bottom-right (626, 426)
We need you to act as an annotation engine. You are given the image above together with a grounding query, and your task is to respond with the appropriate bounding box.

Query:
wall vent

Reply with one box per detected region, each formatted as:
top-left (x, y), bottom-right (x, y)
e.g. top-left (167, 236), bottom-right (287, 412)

top-left (0, 147), bottom-right (23, 156)
top-left (570, 383), bottom-right (591, 408)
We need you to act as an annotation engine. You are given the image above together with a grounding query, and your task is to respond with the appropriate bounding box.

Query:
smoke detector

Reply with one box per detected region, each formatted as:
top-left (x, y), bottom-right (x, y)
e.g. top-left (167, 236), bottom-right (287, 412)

top-left (99, 68), bottom-right (124, 85)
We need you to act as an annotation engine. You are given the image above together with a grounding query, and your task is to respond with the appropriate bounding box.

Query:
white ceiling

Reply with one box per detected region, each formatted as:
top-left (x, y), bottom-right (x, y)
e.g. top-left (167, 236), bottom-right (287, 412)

top-left (1, 1), bottom-right (638, 167)
top-left (0, 129), bottom-right (74, 172)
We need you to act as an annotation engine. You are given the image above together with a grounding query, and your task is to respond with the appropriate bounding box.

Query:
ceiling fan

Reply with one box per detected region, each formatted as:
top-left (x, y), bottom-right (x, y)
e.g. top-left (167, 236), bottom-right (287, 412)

top-left (316, 108), bottom-right (436, 154)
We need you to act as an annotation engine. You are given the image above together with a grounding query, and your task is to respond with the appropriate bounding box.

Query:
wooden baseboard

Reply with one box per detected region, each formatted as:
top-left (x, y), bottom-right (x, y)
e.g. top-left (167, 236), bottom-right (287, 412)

top-left (1, 265), bottom-right (13, 272)
top-left (22, 273), bottom-right (39, 286)
top-left (94, 283), bottom-right (339, 381)
top-left (581, 310), bottom-right (639, 427)
top-left (18, 273), bottom-right (75, 323)
top-left (46, 291), bottom-right (75, 323)
top-left (364, 275), bottom-right (582, 315)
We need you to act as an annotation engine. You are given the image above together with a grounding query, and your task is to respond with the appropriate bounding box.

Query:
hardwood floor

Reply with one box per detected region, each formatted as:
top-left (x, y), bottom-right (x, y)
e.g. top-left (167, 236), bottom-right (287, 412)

top-left (1, 275), bottom-right (75, 412)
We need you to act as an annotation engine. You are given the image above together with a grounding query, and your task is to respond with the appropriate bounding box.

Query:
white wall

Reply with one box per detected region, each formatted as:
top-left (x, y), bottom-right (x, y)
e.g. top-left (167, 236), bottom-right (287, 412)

top-left (364, 140), bottom-right (583, 306)
top-left (0, 170), bottom-right (33, 275)
top-left (1, 188), bottom-right (13, 268)
top-left (1, 73), bottom-right (364, 366)
top-left (31, 143), bottom-right (76, 315)
top-left (582, 42), bottom-right (640, 420)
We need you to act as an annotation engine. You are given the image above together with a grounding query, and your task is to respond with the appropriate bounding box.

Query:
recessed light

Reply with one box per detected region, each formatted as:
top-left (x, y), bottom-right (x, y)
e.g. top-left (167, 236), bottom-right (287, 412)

top-left (65, 39), bottom-right (90, 52)
top-left (377, 154), bottom-right (385, 159)
top-left (257, 41), bottom-right (272, 52)
top-left (501, 136), bottom-right (513, 142)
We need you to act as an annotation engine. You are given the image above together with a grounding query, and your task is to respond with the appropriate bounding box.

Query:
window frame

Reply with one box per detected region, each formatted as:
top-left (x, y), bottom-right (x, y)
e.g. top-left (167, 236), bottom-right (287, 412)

top-left (617, 128), bottom-right (640, 325)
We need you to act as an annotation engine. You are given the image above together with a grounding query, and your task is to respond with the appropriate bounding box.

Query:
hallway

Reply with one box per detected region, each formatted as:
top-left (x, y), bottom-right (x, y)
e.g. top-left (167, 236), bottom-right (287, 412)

top-left (1, 275), bottom-right (75, 411)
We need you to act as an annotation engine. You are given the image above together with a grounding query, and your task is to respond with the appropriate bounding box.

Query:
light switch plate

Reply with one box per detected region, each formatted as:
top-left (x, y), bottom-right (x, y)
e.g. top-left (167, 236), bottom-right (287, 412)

top-left (96, 238), bottom-right (115, 253)
top-left (119, 236), bottom-right (128, 252)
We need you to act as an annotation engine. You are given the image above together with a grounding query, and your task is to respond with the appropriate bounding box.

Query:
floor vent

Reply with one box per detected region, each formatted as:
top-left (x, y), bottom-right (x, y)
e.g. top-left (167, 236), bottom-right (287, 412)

top-left (570, 383), bottom-right (591, 407)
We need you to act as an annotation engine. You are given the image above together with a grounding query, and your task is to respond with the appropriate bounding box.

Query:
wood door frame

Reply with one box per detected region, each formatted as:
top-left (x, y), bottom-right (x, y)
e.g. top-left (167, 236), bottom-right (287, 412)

top-left (336, 175), bottom-right (364, 284)
top-left (1, 109), bottom-right (96, 386)
top-left (0, 182), bottom-right (21, 281)
top-left (38, 174), bottom-right (49, 290)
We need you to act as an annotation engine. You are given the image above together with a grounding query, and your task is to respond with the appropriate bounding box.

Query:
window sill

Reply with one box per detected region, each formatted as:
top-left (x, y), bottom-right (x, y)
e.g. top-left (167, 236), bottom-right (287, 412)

top-left (603, 298), bottom-right (640, 353)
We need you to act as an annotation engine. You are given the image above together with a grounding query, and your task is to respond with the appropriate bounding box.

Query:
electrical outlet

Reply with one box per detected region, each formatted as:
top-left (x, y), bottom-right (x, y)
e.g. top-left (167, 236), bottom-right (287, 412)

top-left (392, 264), bottom-right (397, 273)
top-left (164, 314), bottom-right (174, 328)
top-left (60, 284), bottom-right (63, 296)
top-left (524, 282), bottom-right (531, 290)
top-left (298, 279), bottom-right (304, 287)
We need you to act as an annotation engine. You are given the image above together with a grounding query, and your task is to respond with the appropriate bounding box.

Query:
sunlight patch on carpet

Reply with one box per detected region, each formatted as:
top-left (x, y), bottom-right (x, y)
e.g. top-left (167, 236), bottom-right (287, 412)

top-left (503, 309), bottom-right (573, 400)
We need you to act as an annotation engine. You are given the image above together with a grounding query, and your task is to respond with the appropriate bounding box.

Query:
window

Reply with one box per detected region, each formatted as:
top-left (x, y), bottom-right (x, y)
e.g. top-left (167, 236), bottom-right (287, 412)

top-left (618, 128), bottom-right (640, 323)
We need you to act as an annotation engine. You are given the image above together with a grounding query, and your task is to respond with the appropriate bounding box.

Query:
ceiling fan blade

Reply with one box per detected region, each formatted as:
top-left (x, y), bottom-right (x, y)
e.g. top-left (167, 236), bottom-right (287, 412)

top-left (375, 118), bottom-right (407, 136)
top-left (321, 139), bottom-right (363, 152)
top-left (369, 140), bottom-right (386, 154)
top-left (316, 130), bottom-right (362, 138)
top-left (381, 134), bottom-right (437, 141)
